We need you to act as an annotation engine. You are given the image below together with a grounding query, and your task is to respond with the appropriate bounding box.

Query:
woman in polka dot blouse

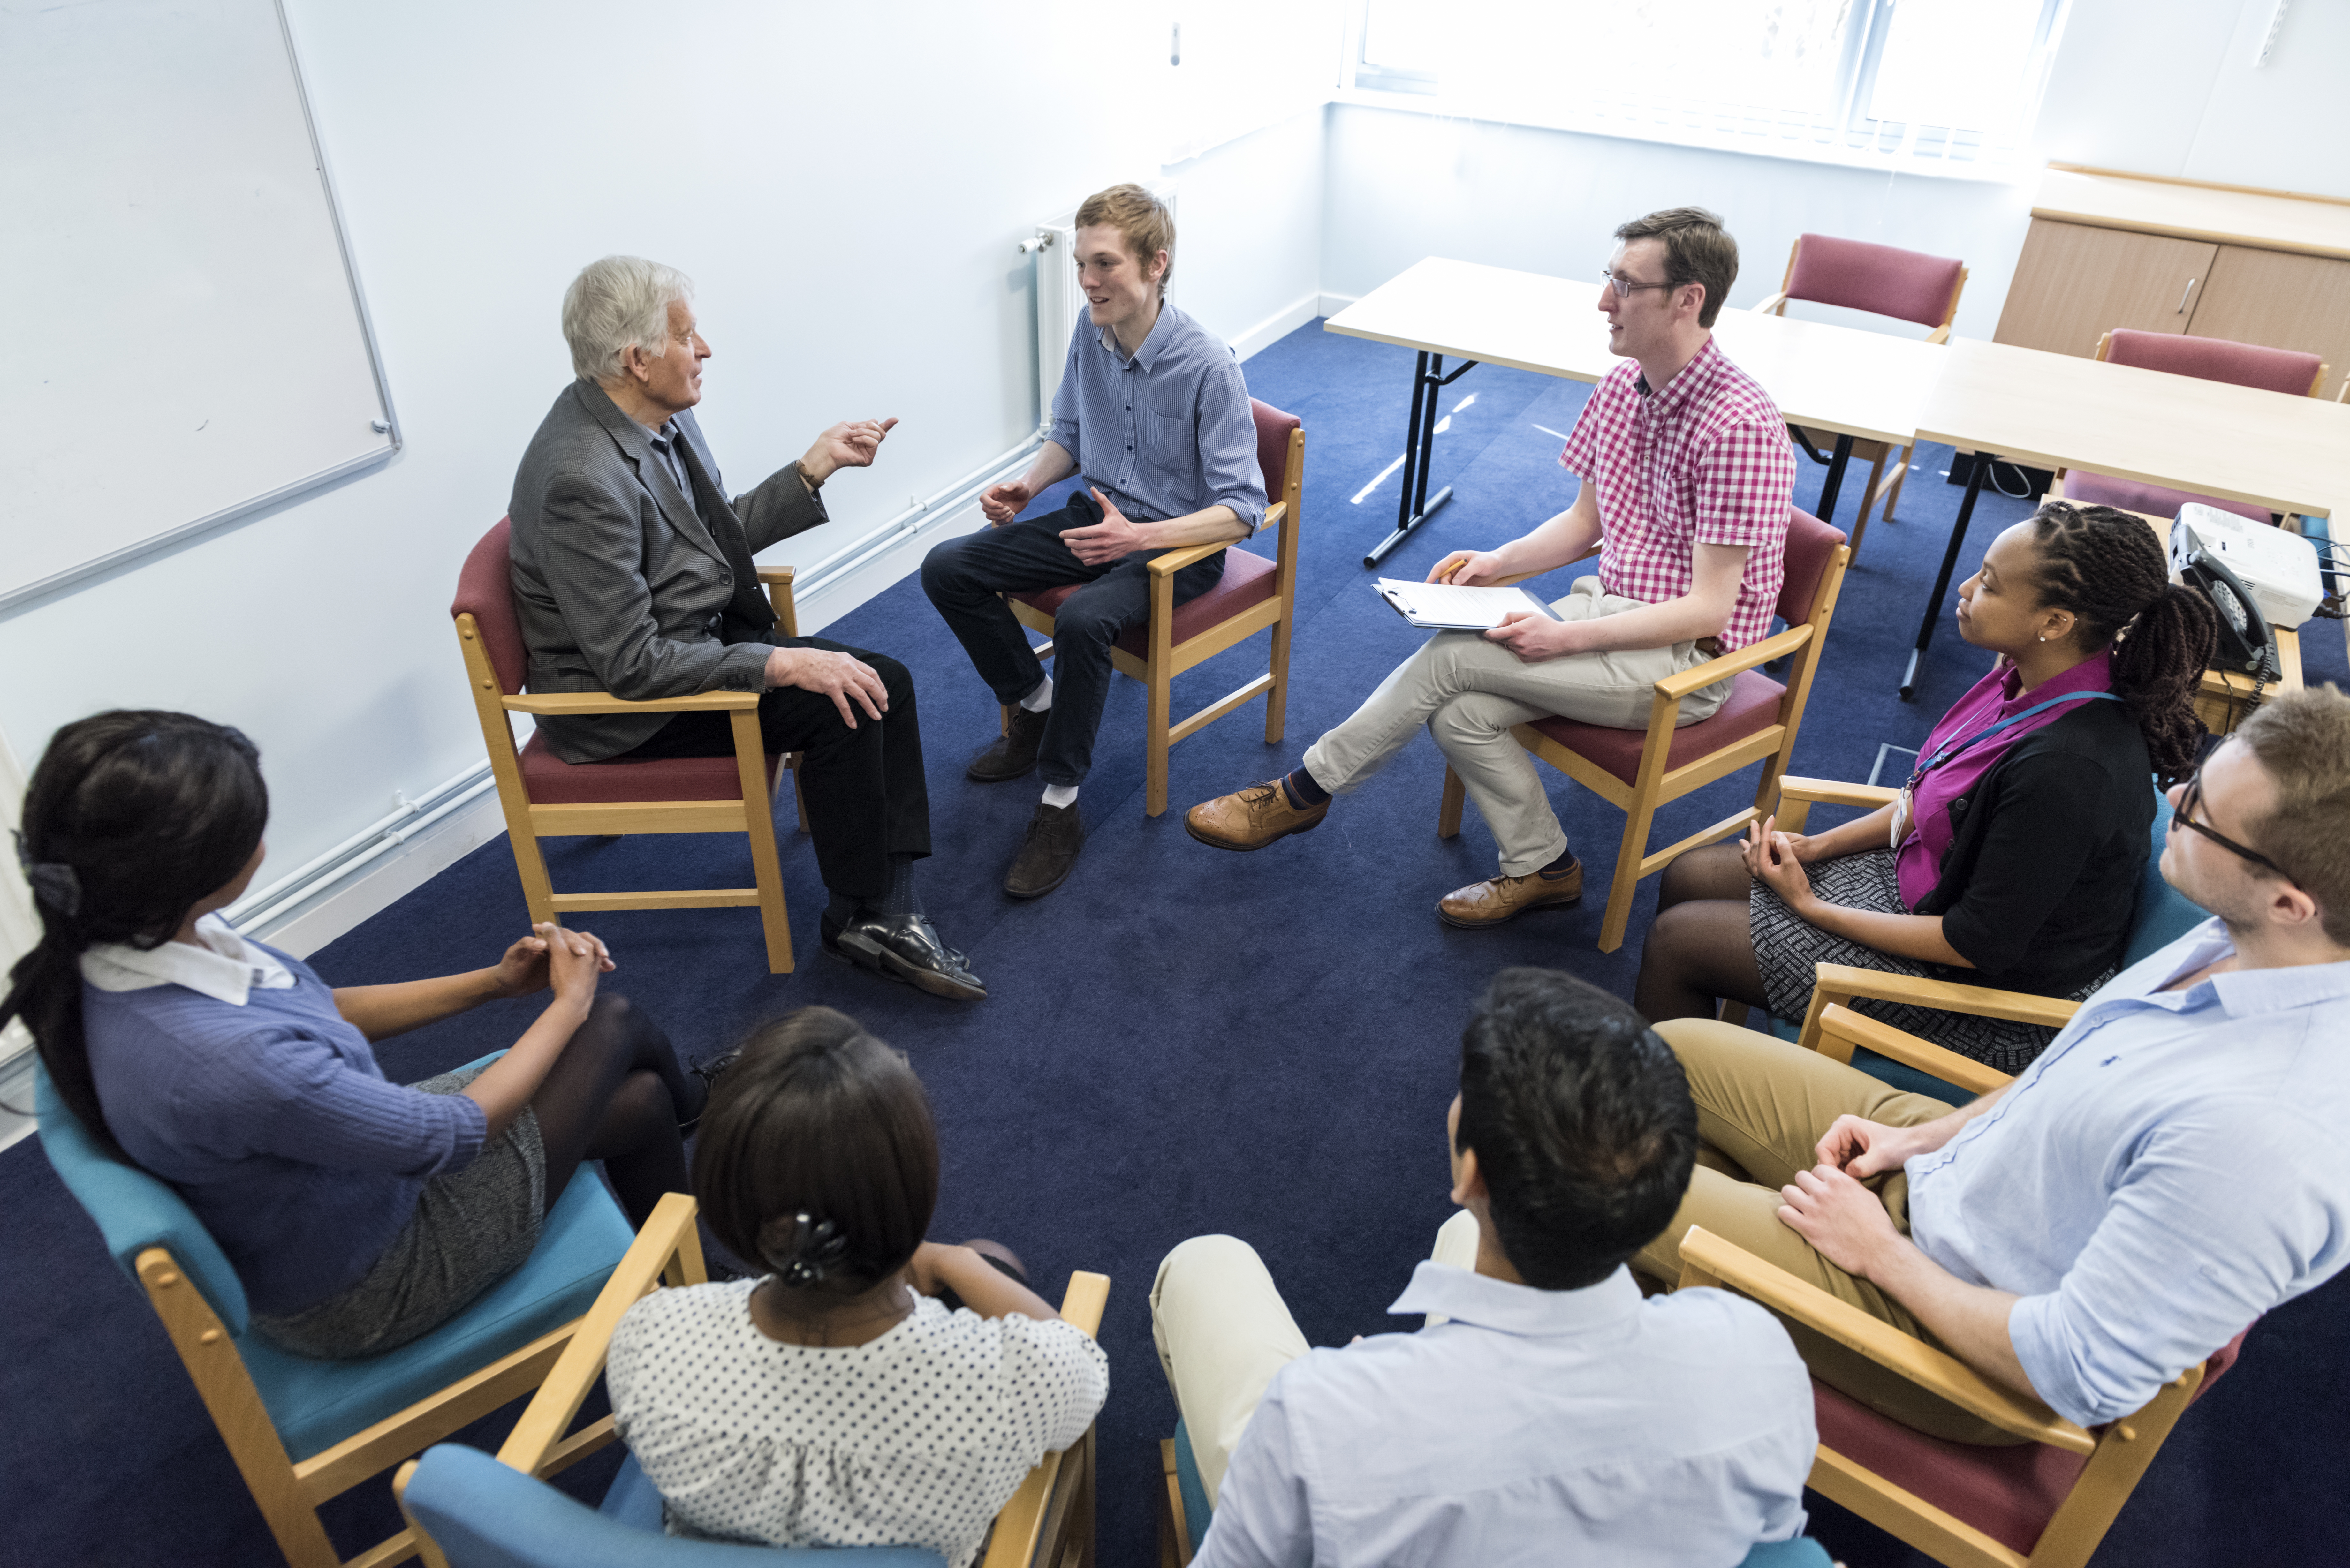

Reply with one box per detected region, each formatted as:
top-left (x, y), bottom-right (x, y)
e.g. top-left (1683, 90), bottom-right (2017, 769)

top-left (606, 1007), bottom-right (1108, 1566)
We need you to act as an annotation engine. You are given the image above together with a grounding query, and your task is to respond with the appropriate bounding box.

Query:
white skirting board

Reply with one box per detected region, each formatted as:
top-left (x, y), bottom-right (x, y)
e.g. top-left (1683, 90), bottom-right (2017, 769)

top-left (1228, 291), bottom-right (1325, 364)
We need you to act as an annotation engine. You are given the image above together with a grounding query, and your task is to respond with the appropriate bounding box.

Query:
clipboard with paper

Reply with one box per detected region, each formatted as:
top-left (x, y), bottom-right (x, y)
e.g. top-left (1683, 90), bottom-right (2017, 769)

top-left (1374, 578), bottom-right (1565, 631)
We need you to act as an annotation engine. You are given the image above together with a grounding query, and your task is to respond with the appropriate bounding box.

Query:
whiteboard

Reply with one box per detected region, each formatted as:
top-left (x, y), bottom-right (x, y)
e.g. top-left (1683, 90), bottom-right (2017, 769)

top-left (0, 0), bottom-right (398, 612)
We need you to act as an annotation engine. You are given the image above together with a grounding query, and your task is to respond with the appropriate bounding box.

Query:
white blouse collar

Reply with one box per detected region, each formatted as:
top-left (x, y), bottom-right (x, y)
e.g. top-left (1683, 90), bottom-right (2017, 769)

top-left (80, 913), bottom-right (296, 1006)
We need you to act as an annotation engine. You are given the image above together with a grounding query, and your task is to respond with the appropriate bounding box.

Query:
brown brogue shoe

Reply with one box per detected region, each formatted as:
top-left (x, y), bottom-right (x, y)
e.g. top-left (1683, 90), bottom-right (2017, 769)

top-left (1185, 780), bottom-right (1329, 851)
top-left (1436, 859), bottom-right (1584, 929)
top-left (1004, 802), bottom-right (1084, 898)
top-left (968, 706), bottom-right (1048, 782)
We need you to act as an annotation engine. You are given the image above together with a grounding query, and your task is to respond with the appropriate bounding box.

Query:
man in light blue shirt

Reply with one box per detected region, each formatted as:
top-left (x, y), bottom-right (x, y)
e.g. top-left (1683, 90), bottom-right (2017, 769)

top-left (1151, 969), bottom-right (1816, 1567)
top-left (1639, 686), bottom-right (2350, 1440)
top-left (921, 183), bottom-right (1265, 899)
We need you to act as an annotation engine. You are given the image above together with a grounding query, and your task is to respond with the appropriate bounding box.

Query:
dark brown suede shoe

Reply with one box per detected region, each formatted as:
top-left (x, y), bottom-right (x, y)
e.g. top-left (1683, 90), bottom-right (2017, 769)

top-left (968, 705), bottom-right (1048, 782)
top-left (1184, 780), bottom-right (1329, 851)
top-left (1004, 802), bottom-right (1084, 898)
top-left (1436, 857), bottom-right (1584, 929)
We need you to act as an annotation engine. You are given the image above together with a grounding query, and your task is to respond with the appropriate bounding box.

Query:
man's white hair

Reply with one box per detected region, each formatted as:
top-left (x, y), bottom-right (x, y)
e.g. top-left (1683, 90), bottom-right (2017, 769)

top-left (562, 255), bottom-right (694, 383)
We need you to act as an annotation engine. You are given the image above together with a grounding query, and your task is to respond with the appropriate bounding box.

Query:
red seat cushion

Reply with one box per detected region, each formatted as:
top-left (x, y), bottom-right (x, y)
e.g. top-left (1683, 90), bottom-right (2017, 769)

top-left (1009, 545), bottom-right (1278, 659)
top-left (1527, 670), bottom-right (1785, 787)
top-left (2066, 472), bottom-right (2272, 525)
top-left (1813, 1379), bottom-right (2085, 1557)
top-left (519, 730), bottom-right (781, 805)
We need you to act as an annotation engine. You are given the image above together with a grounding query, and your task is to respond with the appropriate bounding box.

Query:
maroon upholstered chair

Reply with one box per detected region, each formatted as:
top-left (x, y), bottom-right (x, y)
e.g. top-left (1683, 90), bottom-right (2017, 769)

top-left (1002, 398), bottom-right (1304, 816)
top-left (2059, 329), bottom-right (2331, 524)
top-left (1755, 234), bottom-right (1969, 554)
top-left (451, 519), bottom-right (802, 973)
top-left (1436, 508), bottom-right (1851, 952)
top-left (1675, 998), bottom-right (2253, 1568)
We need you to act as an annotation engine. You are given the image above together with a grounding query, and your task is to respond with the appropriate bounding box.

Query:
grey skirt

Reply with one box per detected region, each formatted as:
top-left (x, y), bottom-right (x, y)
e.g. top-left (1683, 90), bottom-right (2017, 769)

top-left (252, 1064), bottom-right (545, 1360)
top-left (1750, 848), bottom-right (2109, 1076)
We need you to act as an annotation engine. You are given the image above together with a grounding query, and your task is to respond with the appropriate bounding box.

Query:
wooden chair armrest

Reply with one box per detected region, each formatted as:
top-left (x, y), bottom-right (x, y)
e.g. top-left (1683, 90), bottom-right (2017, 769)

top-left (1057, 1270), bottom-right (1111, 1338)
top-left (980, 1271), bottom-right (1113, 1568)
top-left (494, 1192), bottom-right (706, 1475)
top-left (1676, 1227), bottom-right (2094, 1453)
top-left (502, 690), bottom-right (761, 716)
top-left (756, 565), bottom-right (795, 585)
top-left (1808, 1003), bottom-right (2016, 1100)
top-left (1925, 323), bottom-right (1953, 345)
top-left (1751, 292), bottom-right (1791, 315)
top-left (1777, 776), bottom-right (1899, 810)
top-left (1799, 962), bottom-right (2074, 1053)
top-left (1148, 532), bottom-right (1252, 578)
top-left (1653, 623), bottom-right (1811, 699)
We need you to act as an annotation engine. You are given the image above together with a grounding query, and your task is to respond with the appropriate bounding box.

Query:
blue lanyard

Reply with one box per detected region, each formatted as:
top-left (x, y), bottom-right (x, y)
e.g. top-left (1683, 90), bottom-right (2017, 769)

top-left (1906, 691), bottom-right (2123, 790)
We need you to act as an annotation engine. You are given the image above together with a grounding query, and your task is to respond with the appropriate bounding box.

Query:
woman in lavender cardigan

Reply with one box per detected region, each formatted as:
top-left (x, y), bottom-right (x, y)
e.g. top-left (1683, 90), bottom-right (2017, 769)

top-left (4, 710), bottom-right (708, 1358)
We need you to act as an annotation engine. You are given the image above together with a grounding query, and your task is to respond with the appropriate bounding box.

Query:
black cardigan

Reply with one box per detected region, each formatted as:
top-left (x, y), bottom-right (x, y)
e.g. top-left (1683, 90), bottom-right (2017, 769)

top-left (1909, 698), bottom-right (2156, 998)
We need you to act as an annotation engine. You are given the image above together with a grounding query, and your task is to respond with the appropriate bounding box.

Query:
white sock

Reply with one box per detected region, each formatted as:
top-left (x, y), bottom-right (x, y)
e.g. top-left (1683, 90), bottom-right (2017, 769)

top-left (1020, 676), bottom-right (1053, 713)
top-left (1041, 783), bottom-right (1079, 810)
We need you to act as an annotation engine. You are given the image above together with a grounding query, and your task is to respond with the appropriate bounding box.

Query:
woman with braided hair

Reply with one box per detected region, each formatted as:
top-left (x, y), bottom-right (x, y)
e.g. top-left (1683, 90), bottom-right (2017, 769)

top-left (1634, 501), bottom-right (2217, 1071)
top-left (605, 1007), bottom-right (1106, 1566)
top-left (3, 710), bottom-right (710, 1358)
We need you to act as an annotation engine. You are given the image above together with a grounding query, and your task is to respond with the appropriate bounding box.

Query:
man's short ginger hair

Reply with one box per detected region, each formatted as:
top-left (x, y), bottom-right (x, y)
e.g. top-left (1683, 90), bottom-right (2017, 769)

top-left (1076, 183), bottom-right (1176, 292)
top-left (1614, 207), bottom-right (1739, 328)
top-left (2235, 684), bottom-right (2350, 943)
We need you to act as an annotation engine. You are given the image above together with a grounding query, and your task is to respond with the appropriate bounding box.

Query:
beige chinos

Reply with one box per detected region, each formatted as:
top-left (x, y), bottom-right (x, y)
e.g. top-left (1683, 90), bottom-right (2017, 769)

top-left (1301, 579), bottom-right (1729, 877)
top-left (1150, 1217), bottom-right (1480, 1507)
top-left (1637, 1018), bottom-right (2020, 1446)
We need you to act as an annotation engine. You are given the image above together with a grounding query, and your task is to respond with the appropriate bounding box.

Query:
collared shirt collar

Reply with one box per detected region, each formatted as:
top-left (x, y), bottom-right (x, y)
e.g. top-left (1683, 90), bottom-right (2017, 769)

top-left (2122, 917), bottom-right (2350, 1020)
top-left (1095, 299), bottom-right (1179, 373)
top-left (1635, 336), bottom-right (1721, 412)
top-left (1387, 1258), bottom-right (1644, 1336)
top-left (80, 913), bottom-right (296, 1006)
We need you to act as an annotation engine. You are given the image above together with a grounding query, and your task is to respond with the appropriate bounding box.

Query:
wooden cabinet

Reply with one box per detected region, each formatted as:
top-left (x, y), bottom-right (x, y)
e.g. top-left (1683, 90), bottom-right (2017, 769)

top-left (1994, 168), bottom-right (2350, 400)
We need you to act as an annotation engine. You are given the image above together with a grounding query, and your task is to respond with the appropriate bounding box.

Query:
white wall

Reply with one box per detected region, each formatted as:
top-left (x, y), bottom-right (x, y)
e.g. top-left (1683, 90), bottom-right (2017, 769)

top-left (1321, 0), bottom-right (2346, 341)
top-left (0, 1), bottom-right (1325, 905)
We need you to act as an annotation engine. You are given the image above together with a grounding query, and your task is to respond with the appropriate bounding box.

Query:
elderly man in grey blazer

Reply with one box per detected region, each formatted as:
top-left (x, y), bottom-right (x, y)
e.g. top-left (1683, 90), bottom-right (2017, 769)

top-left (508, 255), bottom-right (982, 1001)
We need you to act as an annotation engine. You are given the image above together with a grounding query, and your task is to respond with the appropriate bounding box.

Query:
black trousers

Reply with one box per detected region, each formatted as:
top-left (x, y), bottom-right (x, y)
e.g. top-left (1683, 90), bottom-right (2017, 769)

top-left (622, 636), bottom-right (929, 901)
top-left (919, 499), bottom-right (1226, 786)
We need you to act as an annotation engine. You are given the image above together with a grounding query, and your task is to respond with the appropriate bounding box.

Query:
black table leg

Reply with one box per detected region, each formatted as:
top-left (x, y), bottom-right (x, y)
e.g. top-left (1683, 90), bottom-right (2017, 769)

top-left (1899, 451), bottom-right (1992, 701)
top-left (1365, 353), bottom-right (1479, 568)
top-left (1814, 432), bottom-right (1855, 528)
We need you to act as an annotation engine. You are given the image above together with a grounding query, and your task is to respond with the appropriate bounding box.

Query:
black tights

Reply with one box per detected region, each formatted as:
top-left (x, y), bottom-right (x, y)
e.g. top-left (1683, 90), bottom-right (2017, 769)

top-left (528, 994), bottom-right (705, 1231)
top-left (1632, 842), bottom-right (1772, 1025)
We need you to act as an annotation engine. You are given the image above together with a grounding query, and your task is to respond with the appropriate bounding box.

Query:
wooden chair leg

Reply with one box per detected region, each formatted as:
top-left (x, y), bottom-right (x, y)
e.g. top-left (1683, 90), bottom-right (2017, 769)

top-left (1147, 668), bottom-right (1173, 818)
top-left (1264, 607), bottom-right (1294, 745)
top-left (1156, 1438), bottom-right (1190, 1567)
top-left (505, 820), bottom-right (557, 927)
top-left (1598, 799), bottom-right (1659, 953)
top-left (1847, 447), bottom-right (1891, 558)
top-left (730, 712), bottom-right (794, 975)
top-left (1437, 765), bottom-right (1466, 839)
top-left (781, 752), bottom-right (808, 833)
top-left (1880, 442), bottom-right (1914, 522)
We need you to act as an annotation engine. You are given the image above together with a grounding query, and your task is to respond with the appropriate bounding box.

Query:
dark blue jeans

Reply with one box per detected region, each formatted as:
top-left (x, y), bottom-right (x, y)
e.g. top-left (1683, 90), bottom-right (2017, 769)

top-left (921, 498), bottom-right (1226, 786)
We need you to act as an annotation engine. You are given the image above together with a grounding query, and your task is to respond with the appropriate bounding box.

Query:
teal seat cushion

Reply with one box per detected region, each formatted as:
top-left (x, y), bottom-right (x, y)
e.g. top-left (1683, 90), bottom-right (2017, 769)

top-left (38, 1051), bottom-right (633, 1463)
top-left (1168, 1422), bottom-right (1829, 1566)
top-left (2122, 780), bottom-right (2205, 967)
top-left (405, 1444), bottom-right (947, 1565)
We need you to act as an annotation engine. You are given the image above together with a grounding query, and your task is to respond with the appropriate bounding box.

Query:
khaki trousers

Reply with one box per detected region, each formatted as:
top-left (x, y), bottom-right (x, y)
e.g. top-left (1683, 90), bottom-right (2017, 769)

top-left (1636, 1019), bottom-right (2020, 1445)
top-left (1303, 579), bottom-right (1728, 876)
top-left (1149, 1215), bottom-right (1480, 1507)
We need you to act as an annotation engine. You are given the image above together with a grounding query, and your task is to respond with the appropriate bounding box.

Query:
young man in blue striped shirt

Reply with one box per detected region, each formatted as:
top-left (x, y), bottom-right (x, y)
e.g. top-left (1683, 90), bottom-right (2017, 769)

top-left (922, 184), bottom-right (1266, 898)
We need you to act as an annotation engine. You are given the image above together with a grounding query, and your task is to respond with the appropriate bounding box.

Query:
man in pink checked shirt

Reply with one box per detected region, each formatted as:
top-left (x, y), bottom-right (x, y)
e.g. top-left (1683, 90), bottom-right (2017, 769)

top-left (1187, 207), bottom-right (1800, 929)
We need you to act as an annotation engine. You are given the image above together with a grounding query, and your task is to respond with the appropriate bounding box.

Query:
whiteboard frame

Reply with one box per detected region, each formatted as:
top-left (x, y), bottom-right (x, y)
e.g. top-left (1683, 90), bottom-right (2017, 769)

top-left (0, 0), bottom-right (402, 617)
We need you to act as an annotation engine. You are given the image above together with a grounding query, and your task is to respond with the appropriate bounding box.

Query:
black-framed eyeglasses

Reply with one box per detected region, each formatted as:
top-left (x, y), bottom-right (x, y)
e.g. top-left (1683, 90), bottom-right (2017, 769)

top-left (2173, 770), bottom-right (2289, 877)
top-left (1599, 269), bottom-right (1673, 298)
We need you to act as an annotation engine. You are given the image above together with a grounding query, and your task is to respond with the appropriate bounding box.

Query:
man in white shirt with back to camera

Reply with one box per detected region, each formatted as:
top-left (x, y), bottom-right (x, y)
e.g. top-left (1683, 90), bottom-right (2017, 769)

top-left (1152, 968), bottom-right (1816, 1567)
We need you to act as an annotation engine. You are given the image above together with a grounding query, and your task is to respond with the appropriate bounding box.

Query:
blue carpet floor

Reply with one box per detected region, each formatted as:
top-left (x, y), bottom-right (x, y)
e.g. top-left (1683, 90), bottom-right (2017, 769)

top-left (4, 319), bottom-right (2344, 1568)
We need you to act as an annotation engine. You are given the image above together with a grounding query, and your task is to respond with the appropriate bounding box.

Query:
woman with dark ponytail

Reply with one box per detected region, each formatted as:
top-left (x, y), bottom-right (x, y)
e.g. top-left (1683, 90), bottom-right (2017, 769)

top-left (1635, 501), bottom-right (2217, 1070)
top-left (606, 1007), bottom-right (1106, 1565)
top-left (4, 710), bottom-right (711, 1357)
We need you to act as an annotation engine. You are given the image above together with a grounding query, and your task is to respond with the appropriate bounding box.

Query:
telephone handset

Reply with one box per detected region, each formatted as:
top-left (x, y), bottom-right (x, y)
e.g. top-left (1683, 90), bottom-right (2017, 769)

top-left (2178, 543), bottom-right (2281, 682)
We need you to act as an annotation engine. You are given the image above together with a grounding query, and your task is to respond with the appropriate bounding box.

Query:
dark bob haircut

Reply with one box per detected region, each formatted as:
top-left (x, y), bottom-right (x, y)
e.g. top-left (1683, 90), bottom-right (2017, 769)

top-left (691, 1007), bottom-right (938, 1294)
top-left (1453, 968), bottom-right (1698, 1291)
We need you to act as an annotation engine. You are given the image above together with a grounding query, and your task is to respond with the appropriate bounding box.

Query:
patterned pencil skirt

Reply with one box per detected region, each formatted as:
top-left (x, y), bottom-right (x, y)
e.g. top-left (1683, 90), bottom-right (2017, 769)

top-left (1750, 848), bottom-right (2109, 1076)
top-left (252, 1063), bottom-right (546, 1360)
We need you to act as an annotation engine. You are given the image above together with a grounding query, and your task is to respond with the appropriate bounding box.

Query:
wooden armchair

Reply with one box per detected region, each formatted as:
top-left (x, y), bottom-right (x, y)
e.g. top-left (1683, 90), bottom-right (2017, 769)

top-left (1438, 509), bottom-right (1851, 952)
top-left (1753, 233), bottom-right (1967, 552)
top-left (1674, 1005), bottom-right (2247, 1568)
top-left (1002, 399), bottom-right (1304, 816)
top-left (397, 1193), bottom-right (1110, 1568)
top-left (453, 519), bottom-right (804, 974)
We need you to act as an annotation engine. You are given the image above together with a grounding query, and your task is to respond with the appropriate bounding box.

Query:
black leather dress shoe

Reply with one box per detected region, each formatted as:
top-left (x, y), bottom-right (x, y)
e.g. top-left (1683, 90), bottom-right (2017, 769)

top-left (968, 706), bottom-right (1049, 782)
top-left (1004, 802), bottom-right (1083, 898)
top-left (824, 910), bottom-right (988, 1002)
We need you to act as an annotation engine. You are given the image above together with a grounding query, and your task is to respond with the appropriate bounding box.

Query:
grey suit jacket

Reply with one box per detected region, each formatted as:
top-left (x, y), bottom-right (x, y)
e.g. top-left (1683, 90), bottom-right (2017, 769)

top-left (508, 381), bottom-right (828, 762)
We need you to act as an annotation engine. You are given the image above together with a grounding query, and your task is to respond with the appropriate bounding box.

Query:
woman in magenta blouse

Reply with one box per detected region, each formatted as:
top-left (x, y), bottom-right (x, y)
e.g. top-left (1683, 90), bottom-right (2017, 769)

top-left (1634, 501), bottom-right (2217, 1070)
